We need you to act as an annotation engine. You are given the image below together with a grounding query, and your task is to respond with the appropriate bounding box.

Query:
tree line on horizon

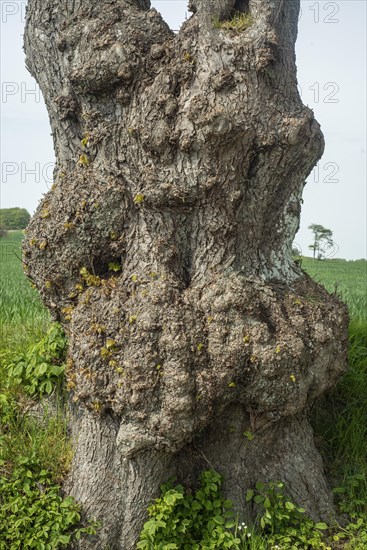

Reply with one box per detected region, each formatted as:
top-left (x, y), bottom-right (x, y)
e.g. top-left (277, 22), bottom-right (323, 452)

top-left (0, 208), bottom-right (31, 234)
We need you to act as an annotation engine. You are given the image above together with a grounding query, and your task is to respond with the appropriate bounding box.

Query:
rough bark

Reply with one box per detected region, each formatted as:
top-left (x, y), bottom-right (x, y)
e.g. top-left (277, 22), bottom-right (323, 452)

top-left (24, 0), bottom-right (348, 548)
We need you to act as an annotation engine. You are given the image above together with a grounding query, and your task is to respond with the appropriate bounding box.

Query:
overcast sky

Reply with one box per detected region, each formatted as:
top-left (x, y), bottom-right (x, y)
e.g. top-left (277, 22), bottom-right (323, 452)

top-left (1, 0), bottom-right (366, 259)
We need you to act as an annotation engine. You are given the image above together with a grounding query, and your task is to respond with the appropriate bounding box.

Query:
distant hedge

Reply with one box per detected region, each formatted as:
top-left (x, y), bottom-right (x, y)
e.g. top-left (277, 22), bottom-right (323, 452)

top-left (0, 208), bottom-right (31, 230)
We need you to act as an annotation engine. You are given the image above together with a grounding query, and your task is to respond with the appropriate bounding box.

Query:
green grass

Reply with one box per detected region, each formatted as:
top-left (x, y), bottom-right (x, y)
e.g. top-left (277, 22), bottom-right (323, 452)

top-left (312, 317), bottom-right (367, 484)
top-left (300, 256), bottom-right (367, 480)
top-left (300, 258), bottom-right (367, 547)
top-left (0, 233), bottom-right (69, 476)
top-left (213, 12), bottom-right (254, 32)
top-left (0, 399), bottom-right (72, 483)
top-left (0, 231), bottom-right (50, 351)
top-left (302, 257), bottom-right (367, 321)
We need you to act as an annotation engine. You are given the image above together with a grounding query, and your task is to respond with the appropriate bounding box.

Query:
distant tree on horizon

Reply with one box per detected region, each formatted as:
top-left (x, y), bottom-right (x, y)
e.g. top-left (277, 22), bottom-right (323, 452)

top-left (308, 223), bottom-right (334, 261)
top-left (0, 208), bottom-right (31, 230)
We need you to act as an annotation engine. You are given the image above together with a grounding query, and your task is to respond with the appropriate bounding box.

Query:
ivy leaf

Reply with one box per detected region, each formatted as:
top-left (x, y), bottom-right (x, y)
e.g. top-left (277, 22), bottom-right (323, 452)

top-left (225, 520), bottom-right (235, 528)
top-left (263, 497), bottom-right (271, 509)
top-left (315, 522), bottom-right (328, 530)
top-left (213, 516), bottom-right (225, 525)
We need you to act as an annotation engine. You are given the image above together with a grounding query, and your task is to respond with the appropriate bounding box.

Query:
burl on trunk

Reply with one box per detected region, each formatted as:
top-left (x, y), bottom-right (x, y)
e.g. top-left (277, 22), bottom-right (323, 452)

top-left (24, 0), bottom-right (348, 547)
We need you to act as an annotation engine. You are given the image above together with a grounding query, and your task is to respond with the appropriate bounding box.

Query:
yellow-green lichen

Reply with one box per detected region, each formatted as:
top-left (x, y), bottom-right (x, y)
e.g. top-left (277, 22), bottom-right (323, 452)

top-left (78, 153), bottom-right (90, 166)
top-left (63, 222), bottom-right (75, 230)
top-left (182, 52), bottom-right (195, 64)
top-left (133, 193), bottom-right (145, 205)
top-left (92, 401), bottom-right (102, 413)
top-left (105, 338), bottom-right (117, 350)
top-left (91, 323), bottom-right (106, 334)
top-left (100, 347), bottom-right (111, 359)
top-left (80, 267), bottom-right (101, 287)
top-left (40, 209), bottom-right (50, 219)
top-left (81, 132), bottom-right (90, 148)
top-left (61, 306), bottom-right (74, 321)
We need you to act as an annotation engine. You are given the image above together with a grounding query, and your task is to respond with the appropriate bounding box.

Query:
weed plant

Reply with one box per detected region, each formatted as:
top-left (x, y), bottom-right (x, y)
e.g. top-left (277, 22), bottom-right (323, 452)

top-left (0, 231), bottom-right (97, 547)
top-left (0, 455), bottom-right (97, 549)
top-left (138, 474), bottom-right (331, 549)
top-left (213, 12), bottom-right (254, 32)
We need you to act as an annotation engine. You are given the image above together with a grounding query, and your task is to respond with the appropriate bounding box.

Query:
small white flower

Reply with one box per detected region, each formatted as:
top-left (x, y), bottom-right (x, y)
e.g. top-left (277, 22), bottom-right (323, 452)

top-left (247, 533), bottom-right (252, 537)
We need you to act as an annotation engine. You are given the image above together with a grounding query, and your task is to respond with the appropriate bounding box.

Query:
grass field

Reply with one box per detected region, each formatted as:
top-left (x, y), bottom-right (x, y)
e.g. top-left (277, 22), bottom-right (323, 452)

top-left (0, 231), bottom-right (366, 548)
top-left (0, 231), bottom-right (50, 352)
top-left (301, 257), bottom-right (367, 322)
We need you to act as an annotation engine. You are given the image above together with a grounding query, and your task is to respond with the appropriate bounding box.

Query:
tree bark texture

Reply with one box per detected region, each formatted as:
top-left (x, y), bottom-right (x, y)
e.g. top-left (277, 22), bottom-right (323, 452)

top-left (24, 0), bottom-right (348, 547)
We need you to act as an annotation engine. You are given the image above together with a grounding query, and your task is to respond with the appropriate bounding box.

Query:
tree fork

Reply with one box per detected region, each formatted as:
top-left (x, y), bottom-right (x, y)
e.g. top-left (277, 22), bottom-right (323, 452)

top-left (24, 0), bottom-right (348, 547)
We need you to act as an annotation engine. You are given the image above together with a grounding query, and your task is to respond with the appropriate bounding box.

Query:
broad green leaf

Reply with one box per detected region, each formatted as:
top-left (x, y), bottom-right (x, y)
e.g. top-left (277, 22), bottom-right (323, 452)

top-left (263, 497), bottom-right (271, 509)
top-left (315, 522), bottom-right (328, 530)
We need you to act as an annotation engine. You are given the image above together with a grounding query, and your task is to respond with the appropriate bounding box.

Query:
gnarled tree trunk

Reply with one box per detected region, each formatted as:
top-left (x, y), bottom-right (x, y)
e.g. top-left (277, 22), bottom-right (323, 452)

top-left (24, 0), bottom-right (348, 547)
